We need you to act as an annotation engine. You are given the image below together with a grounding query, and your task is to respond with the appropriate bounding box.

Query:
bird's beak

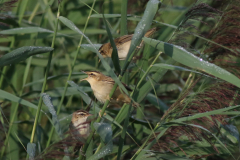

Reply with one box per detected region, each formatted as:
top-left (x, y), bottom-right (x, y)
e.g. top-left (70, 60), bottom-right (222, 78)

top-left (81, 70), bottom-right (87, 74)
top-left (80, 78), bottom-right (87, 82)
top-left (80, 71), bottom-right (88, 81)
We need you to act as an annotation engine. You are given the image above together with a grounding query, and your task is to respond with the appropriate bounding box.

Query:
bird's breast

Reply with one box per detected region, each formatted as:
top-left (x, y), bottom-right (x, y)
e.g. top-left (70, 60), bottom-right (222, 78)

top-left (91, 81), bottom-right (113, 103)
top-left (117, 41), bottom-right (131, 60)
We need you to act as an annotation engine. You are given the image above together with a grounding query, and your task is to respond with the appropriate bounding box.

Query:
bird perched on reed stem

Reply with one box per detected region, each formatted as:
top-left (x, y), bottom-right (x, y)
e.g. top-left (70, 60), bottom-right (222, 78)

top-left (99, 27), bottom-right (159, 60)
top-left (69, 110), bottom-right (93, 142)
top-left (80, 71), bottom-right (134, 107)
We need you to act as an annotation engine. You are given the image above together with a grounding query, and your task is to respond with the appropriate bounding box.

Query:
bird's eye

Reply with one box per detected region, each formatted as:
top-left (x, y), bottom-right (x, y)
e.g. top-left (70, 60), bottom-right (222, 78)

top-left (90, 73), bottom-right (94, 76)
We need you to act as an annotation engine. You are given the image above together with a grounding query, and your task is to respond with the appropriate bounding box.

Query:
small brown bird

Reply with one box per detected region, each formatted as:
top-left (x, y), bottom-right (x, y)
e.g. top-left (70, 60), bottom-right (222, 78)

top-left (80, 71), bottom-right (133, 107)
top-left (99, 27), bottom-right (159, 60)
top-left (69, 110), bottom-right (93, 142)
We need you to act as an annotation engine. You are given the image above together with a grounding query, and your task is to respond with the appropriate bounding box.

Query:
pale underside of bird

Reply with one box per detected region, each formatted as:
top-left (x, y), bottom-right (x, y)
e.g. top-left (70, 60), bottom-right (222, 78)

top-left (81, 71), bottom-right (133, 107)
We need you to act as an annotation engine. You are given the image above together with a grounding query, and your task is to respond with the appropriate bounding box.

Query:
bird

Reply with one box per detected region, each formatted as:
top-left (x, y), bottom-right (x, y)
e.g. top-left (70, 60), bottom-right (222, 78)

top-left (99, 27), bottom-right (159, 60)
top-left (80, 71), bottom-right (134, 107)
top-left (69, 110), bottom-right (93, 142)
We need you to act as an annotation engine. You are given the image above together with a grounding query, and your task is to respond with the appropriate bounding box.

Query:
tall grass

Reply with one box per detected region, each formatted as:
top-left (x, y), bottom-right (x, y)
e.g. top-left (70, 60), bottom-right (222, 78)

top-left (0, 0), bottom-right (240, 160)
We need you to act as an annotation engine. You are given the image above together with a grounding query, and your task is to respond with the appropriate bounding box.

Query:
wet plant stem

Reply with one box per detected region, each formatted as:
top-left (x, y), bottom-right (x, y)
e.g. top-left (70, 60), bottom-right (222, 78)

top-left (46, 0), bottom-right (96, 148)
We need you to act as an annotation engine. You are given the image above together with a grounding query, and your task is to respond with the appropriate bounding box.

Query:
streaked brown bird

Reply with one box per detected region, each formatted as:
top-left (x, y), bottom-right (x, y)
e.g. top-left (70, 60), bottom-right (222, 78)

top-left (99, 27), bottom-right (159, 60)
top-left (80, 71), bottom-right (134, 107)
top-left (69, 110), bottom-right (93, 142)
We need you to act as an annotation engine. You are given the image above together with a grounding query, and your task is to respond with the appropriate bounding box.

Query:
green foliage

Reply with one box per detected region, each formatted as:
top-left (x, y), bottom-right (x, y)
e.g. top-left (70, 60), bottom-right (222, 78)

top-left (0, 0), bottom-right (240, 160)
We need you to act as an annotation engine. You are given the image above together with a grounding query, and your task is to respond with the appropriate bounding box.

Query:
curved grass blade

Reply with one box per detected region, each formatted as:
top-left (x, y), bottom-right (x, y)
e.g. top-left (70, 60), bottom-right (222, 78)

top-left (58, 16), bottom-right (129, 95)
top-left (0, 89), bottom-right (39, 110)
top-left (81, 44), bottom-right (102, 53)
top-left (172, 105), bottom-right (240, 123)
top-left (0, 46), bottom-right (53, 67)
top-left (152, 63), bottom-right (213, 78)
top-left (102, 13), bottom-right (121, 74)
top-left (120, 0), bottom-right (128, 36)
top-left (41, 93), bottom-right (70, 159)
top-left (122, 0), bottom-right (161, 73)
top-left (0, 27), bottom-right (53, 34)
top-left (24, 72), bottom-right (84, 87)
top-left (133, 59), bottom-right (175, 103)
top-left (41, 93), bottom-right (62, 137)
top-left (143, 38), bottom-right (240, 88)
top-left (146, 93), bottom-right (168, 112)
top-left (91, 14), bottom-right (132, 18)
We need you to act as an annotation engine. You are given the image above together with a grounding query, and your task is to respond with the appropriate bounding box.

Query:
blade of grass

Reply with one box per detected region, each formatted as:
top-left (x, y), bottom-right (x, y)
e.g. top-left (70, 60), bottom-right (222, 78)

top-left (17, 0), bottom-right (29, 24)
top-left (122, 0), bottom-right (161, 75)
top-left (172, 105), bottom-right (240, 123)
top-left (120, 0), bottom-right (128, 36)
top-left (0, 46), bottom-right (53, 67)
top-left (143, 38), bottom-right (240, 88)
top-left (117, 104), bottom-right (131, 160)
top-left (0, 67), bottom-right (7, 89)
top-left (102, 13), bottom-right (121, 74)
top-left (0, 27), bottom-right (53, 34)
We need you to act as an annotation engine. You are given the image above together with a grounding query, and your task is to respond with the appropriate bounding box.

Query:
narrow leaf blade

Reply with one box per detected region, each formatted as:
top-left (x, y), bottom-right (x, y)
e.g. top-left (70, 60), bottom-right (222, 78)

top-left (102, 13), bottom-right (121, 74)
top-left (143, 38), bottom-right (240, 88)
top-left (0, 46), bottom-right (53, 67)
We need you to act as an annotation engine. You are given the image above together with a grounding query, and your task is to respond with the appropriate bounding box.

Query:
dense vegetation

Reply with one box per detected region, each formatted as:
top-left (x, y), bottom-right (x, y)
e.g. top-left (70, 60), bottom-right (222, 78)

top-left (0, 0), bottom-right (240, 159)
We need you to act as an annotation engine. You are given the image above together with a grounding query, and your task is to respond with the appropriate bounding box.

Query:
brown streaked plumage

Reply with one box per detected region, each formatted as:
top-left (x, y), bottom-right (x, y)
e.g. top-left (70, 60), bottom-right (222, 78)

top-left (69, 110), bottom-right (93, 142)
top-left (99, 27), bottom-right (159, 60)
top-left (80, 71), bottom-right (133, 107)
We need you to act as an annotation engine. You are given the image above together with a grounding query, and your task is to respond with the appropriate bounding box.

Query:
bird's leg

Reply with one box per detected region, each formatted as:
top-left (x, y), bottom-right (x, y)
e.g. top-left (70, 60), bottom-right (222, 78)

top-left (98, 105), bottom-right (109, 117)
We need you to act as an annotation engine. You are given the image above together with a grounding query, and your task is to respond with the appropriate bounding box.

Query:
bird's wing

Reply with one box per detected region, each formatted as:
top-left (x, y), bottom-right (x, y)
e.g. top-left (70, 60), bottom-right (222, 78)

top-left (114, 34), bottom-right (133, 45)
top-left (144, 27), bottom-right (160, 38)
top-left (102, 77), bottom-right (132, 92)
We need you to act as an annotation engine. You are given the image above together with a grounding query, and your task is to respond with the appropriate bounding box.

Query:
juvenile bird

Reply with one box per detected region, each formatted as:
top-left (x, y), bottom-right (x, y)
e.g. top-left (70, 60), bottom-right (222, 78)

top-left (99, 27), bottom-right (159, 60)
top-left (69, 110), bottom-right (93, 142)
top-left (80, 71), bottom-right (133, 107)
